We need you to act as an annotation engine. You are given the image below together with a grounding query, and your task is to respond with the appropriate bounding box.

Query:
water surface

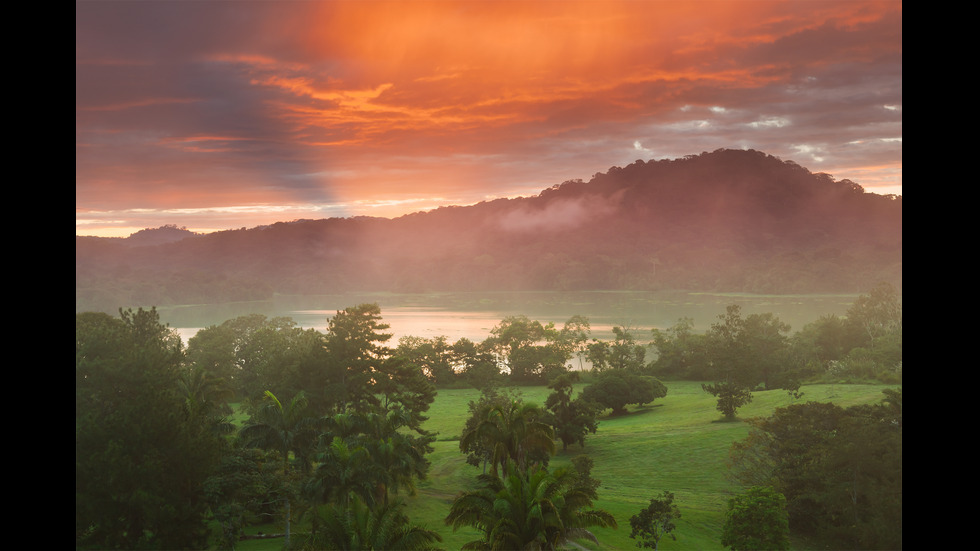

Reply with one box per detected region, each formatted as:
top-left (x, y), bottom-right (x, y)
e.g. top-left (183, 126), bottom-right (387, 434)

top-left (155, 290), bottom-right (858, 346)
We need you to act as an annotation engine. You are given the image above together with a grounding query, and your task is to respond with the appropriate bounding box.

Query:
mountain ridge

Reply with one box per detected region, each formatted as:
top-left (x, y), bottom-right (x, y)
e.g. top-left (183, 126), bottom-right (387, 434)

top-left (76, 149), bottom-right (902, 313)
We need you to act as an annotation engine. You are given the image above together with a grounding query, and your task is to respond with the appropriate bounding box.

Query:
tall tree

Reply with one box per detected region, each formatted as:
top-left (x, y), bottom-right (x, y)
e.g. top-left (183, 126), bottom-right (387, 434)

top-left (76, 308), bottom-right (224, 550)
top-left (373, 356), bottom-right (438, 435)
top-left (238, 390), bottom-right (319, 548)
top-left (324, 303), bottom-right (393, 412)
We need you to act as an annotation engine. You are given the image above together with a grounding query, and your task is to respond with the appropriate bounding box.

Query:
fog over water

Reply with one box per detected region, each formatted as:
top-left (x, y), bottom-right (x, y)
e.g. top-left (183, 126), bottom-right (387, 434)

top-left (159, 290), bottom-right (858, 347)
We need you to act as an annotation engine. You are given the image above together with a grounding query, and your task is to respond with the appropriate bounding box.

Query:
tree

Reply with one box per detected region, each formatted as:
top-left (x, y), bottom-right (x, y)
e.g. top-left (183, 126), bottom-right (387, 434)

top-left (459, 388), bottom-right (517, 472)
top-left (580, 370), bottom-right (667, 415)
top-left (323, 303), bottom-right (394, 412)
top-left (185, 314), bottom-right (300, 400)
top-left (486, 315), bottom-right (572, 383)
top-left (649, 318), bottom-right (712, 379)
top-left (560, 314), bottom-right (592, 370)
top-left (629, 491), bottom-right (682, 551)
top-left (372, 355), bottom-right (438, 435)
top-left (460, 397), bottom-right (556, 476)
top-left (308, 495), bottom-right (443, 551)
top-left (845, 282), bottom-right (902, 349)
top-left (177, 364), bottom-right (236, 435)
top-left (701, 380), bottom-right (753, 420)
top-left (544, 372), bottom-right (600, 450)
top-left (699, 304), bottom-right (793, 419)
top-left (445, 462), bottom-right (617, 550)
top-left (740, 312), bottom-right (791, 389)
top-left (720, 486), bottom-right (790, 551)
top-left (204, 446), bottom-right (285, 549)
top-left (728, 392), bottom-right (902, 549)
top-left (453, 337), bottom-right (504, 391)
top-left (76, 308), bottom-right (225, 550)
top-left (586, 324), bottom-right (648, 373)
top-left (238, 390), bottom-right (319, 548)
top-left (308, 434), bottom-right (374, 511)
top-left (395, 335), bottom-right (457, 385)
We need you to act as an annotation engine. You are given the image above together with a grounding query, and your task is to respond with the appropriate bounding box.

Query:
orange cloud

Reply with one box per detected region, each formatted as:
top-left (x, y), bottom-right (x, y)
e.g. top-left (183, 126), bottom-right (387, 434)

top-left (76, 0), bottom-right (901, 236)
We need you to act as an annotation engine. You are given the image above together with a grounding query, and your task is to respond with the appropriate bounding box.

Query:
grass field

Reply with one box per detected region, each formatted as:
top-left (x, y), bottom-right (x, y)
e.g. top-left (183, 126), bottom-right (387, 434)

top-left (231, 380), bottom-right (897, 550)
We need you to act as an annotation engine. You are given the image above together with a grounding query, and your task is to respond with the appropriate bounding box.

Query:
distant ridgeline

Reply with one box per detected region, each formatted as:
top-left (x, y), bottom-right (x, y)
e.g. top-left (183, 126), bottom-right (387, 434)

top-left (76, 149), bottom-right (902, 312)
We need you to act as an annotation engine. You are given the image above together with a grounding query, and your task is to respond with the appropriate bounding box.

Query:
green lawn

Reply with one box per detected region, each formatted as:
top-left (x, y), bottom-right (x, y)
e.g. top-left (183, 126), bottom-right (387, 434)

top-left (406, 381), bottom-right (895, 551)
top-left (228, 380), bottom-right (896, 550)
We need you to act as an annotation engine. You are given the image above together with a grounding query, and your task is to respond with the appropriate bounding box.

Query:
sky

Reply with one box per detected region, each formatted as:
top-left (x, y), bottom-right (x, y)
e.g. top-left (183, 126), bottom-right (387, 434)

top-left (76, 0), bottom-right (902, 238)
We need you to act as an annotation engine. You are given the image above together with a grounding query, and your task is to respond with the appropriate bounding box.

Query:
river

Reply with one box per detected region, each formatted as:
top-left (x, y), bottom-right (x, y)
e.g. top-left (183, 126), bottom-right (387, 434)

top-left (152, 290), bottom-right (858, 346)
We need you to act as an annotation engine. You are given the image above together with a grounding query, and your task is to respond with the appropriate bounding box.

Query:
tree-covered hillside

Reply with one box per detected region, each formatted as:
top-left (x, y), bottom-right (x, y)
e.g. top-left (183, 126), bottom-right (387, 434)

top-left (76, 149), bottom-right (901, 312)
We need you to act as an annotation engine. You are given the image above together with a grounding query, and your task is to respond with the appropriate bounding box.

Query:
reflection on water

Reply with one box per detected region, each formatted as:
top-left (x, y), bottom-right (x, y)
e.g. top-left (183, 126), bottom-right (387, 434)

top-left (156, 290), bottom-right (859, 346)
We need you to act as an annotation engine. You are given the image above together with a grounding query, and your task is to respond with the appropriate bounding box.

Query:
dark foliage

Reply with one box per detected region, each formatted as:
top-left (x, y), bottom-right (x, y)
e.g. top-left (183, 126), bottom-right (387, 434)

top-left (728, 391), bottom-right (902, 549)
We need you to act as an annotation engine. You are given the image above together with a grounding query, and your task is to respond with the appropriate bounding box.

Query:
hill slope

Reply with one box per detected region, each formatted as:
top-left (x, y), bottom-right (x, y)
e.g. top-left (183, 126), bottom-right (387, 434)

top-left (76, 149), bottom-right (902, 312)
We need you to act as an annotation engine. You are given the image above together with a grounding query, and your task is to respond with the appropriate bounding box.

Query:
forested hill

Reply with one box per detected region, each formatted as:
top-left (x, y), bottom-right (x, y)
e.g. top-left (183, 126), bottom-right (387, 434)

top-left (76, 149), bottom-right (902, 312)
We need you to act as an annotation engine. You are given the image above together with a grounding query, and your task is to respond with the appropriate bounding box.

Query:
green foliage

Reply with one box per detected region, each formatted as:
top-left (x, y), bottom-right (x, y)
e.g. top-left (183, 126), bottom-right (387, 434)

top-left (629, 490), bottom-right (682, 550)
top-left (586, 325), bottom-right (648, 372)
top-left (396, 335), bottom-right (458, 386)
top-left (185, 314), bottom-right (313, 404)
top-left (485, 315), bottom-right (572, 384)
top-left (76, 308), bottom-right (226, 550)
top-left (303, 495), bottom-right (443, 551)
top-left (445, 461), bottom-right (618, 550)
top-left (324, 303), bottom-right (395, 413)
top-left (460, 395), bottom-right (556, 476)
top-left (580, 369), bottom-right (668, 415)
top-left (238, 390), bottom-right (319, 547)
top-left (720, 486), bottom-right (790, 551)
top-left (701, 380), bottom-right (754, 420)
top-left (452, 337), bottom-right (504, 391)
top-left (729, 390), bottom-right (902, 549)
top-left (204, 447), bottom-right (285, 548)
top-left (648, 317), bottom-right (712, 379)
top-left (543, 372), bottom-right (600, 450)
top-left (845, 282), bottom-right (902, 348)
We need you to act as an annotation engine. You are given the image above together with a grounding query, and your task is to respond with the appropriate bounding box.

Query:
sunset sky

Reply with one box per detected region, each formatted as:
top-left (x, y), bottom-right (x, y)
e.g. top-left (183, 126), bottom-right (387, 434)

top-left (76, 0), bottom-right (902, 238)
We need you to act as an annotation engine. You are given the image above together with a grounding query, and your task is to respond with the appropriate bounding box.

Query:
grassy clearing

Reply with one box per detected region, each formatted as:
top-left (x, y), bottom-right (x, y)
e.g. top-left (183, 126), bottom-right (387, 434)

top-left (407, 381), bottom-right (895, 551)
top-left (229, 380), bottom-right (895, 550)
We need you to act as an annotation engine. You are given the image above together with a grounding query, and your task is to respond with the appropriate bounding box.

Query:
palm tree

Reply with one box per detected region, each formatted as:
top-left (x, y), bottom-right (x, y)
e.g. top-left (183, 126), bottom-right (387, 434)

top-left (303, 495), bottom-right (443, 551)
top-left (446, 461), bottom-right (617, 550)
top-left (317, 409), bottom-right (432, 508)
top-left (307, 435), bottom-right (376, 510)
top-left (238, 390), bottom-right (318, 548)
top-left (461, 400), bottom-right (556, 476)
top-left (177, 365), bottom-right (235, 435)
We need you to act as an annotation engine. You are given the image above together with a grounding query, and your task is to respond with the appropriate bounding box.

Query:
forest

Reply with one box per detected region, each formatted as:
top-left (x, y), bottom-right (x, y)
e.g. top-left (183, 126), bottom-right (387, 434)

top-left (75, 283), bottom-right (901, 550)
top-left (75, 149), bottom-right (902, 314)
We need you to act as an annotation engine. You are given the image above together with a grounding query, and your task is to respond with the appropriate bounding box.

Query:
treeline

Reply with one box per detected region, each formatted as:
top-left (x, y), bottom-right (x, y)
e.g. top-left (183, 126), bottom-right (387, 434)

top-left (75, 284), bottom-right (901, 550)
top-left (649, 282), bottom-right (903, 389)
top-left (75, 149), bottom-right (902, 313)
